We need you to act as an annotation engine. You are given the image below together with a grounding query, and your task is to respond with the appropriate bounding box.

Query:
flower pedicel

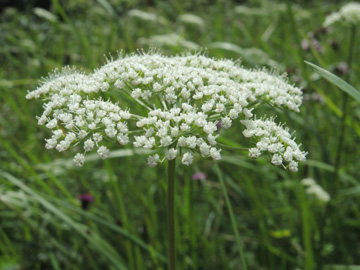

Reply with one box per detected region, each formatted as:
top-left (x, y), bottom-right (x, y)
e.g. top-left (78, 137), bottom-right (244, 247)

top-left (26, 52), bottom-right (307, 171)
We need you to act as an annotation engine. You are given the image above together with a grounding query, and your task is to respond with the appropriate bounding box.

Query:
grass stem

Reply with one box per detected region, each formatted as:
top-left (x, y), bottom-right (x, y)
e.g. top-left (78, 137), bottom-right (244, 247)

top-left (333, 25), bottom-right (357, 186)
top-left (215, 163), bottom-right (247, 270)
top-left (167, 158), bottom-right (177, 270)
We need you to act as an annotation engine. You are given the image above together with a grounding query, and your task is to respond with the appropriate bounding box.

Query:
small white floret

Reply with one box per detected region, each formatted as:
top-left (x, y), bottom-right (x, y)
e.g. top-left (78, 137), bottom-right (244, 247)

top-left (200, 142), bottom-right (211, 156)
top-left (45, 138), bottom-right (57, 149)
top-left (73, 153), bottom-right (85, 167)
top-left (84, 139), bottom-right (95, 152)
top-left (210, 147), bottom-right (221, 160)
top-left (147, 154), bottom-right (160, 167)
top-left (288, 161), bottom-right (298, 172)
top-left (221, 117), bottom-right (232, 129)
top-left (182, 152), bottom-right (194, 166)
top-left (53, 129), bottom-right (63, 139)
top-left (271, 154), bottom-right (283, 166)
top-left (248, 148), bottom-right (261, 158)
top-left (93, 133), bottom-right (103, 143)
top-left (97, 146), bottom-right (110, 160)
top-left (160, 136), bottom-right (172, 147)
top-left (165, 148), bottom-right (178, 160)
top-left (117, 133), bottom-right (129, 145)
top-left (46, 119), bottom-right (58, 129)
top-left (78, 130), bottom-right (87, 139)
top-left (203, 122), bottom-right (217, 134)
top-left (37, 115), bottom-right (47, 125)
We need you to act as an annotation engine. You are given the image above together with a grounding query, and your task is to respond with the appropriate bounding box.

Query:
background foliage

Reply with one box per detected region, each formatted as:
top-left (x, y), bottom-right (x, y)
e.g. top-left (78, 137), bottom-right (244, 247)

top-left (0, 0), bottom-right (359, 269)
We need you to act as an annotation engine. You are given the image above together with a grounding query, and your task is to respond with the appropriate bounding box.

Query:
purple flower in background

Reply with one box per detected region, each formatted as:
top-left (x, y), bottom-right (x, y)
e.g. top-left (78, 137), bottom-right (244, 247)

top-left (192, 172), bottom-right (207, 181)
top-left (78, 193), bottom-right (94, 210)
top-left (216, 120), bottom-right (222, 130)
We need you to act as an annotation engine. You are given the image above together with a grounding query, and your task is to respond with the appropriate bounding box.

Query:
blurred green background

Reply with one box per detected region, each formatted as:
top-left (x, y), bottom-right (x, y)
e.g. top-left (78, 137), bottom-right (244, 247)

top-left (0, 0), bottom-right (360, 269)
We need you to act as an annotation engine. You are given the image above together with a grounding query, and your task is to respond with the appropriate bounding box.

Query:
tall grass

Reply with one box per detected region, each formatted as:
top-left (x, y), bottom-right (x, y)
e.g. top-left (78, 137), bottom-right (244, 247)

top-left (0, 0), bottom-right (360, 269)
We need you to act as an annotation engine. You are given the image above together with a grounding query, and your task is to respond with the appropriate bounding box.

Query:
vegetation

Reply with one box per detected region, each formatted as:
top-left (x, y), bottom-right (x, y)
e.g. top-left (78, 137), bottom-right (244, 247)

top-left (0, 0), bottom-right (359, 269)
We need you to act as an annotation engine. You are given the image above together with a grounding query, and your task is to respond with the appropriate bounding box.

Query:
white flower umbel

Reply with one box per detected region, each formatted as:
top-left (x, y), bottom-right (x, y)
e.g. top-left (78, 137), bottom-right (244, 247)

top-left (324, 2), bottom-right (360, 27)
top-left (27, 51), bottom-right (306, 169)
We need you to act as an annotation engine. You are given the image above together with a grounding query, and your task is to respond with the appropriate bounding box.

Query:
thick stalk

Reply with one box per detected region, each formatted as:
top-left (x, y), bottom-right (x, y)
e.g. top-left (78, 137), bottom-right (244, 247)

top-left (167, 158), bottom-right (176, 270)
top-left (215, 163), bottom-right (247, 270)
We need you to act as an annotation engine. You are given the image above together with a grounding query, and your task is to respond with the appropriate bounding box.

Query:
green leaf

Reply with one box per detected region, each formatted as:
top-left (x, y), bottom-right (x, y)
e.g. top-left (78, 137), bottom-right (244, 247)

top-left (305, 61), bottom-right (360, 102)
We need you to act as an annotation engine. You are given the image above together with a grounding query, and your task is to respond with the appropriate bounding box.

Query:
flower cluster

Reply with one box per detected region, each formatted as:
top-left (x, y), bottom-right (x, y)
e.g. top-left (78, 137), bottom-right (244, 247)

top-left (26, 52), bottom-right (307, 170)
top-left (241, 118), bottom-right (306, 172)
top-left (324, 2), bottom-right (360, 27)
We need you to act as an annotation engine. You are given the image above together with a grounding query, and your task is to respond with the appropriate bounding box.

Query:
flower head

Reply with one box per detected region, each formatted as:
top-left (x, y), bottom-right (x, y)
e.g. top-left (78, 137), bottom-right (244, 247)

top-left (27, 51), bottom-right (306, 170)
top-left (78, 193), bottom-right (94, 210)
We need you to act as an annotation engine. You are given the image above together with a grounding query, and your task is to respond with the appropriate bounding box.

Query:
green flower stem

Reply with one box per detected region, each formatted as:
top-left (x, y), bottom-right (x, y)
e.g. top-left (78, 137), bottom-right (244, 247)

top-left (167, 158), bottom-right (176, 270)
top-left (215, 163), bottom-right (247, 270)
top-left (333, 25), bottom-right (356, 186)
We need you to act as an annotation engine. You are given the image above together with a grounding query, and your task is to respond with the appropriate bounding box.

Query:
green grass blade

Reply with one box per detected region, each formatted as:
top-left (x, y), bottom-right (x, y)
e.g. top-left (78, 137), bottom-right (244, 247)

top-left (1, 171), bottom-right (128, 269)
top-left (49, 253), bottom-right (61, 270)
top-left (214, 163), bottom-right (247, 270)
top-left (45, 195), bottom-right (167, 263)
top-left (305, 61), bottom-right (360, 102)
